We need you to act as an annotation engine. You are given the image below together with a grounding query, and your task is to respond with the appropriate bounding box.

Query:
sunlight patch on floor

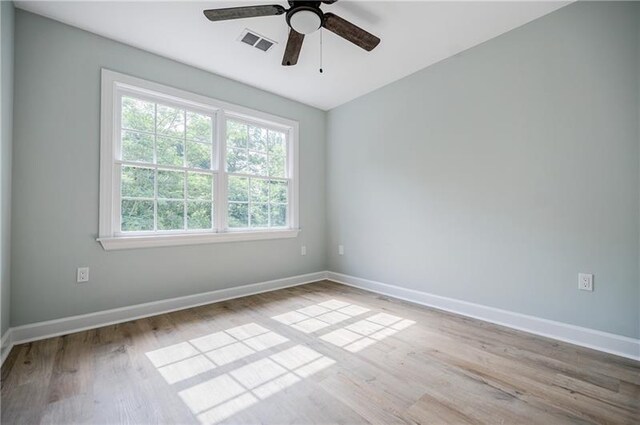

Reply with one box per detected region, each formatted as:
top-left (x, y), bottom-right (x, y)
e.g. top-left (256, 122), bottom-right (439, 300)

top-left (156, 354), bottom-right (218, 384)
top-left (271, 299), bottom-right (370, 334)
top-left (146, 322), bottom-right (336, 425)
top-left (320, 312), bottom-right (416, 352)
top-left (145, 323), bottom-right (289, 385)
top-left (146, 300), bottom-right (415, 424)
top-left (176, 343), bottom-right (335, 425)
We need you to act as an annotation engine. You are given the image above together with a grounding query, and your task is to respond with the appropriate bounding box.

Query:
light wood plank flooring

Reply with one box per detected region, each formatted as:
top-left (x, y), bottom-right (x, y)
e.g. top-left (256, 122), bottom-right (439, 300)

top-left (2, 281), bottom-right (639, 424)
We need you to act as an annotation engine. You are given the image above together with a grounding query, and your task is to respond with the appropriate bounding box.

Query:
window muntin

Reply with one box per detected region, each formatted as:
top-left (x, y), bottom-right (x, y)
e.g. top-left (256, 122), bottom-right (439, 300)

top-left (116, 95), bottom-right (215, 234)
top-left (226, 119), bottom-right (289, 230)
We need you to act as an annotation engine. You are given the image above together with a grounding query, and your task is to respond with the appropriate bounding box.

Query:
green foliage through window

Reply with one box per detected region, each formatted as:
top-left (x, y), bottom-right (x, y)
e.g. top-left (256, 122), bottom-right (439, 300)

top-left (119, 95), bottom-right (214, 233)
top-left (117, 95), bottom-right (290, 233)
top-left (227, 176), bottom-right (288, 229)
top-left (226, 119), bottom-right (289, 230)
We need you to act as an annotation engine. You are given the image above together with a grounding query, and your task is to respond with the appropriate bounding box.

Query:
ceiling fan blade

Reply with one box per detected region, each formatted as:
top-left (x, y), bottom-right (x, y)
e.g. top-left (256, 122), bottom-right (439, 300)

top-left (282, 30), bottom-right (304, 66)
top-left (322, 12), bottom-right (380, 51)
top-left (203, 5), bottom-right (286, 22)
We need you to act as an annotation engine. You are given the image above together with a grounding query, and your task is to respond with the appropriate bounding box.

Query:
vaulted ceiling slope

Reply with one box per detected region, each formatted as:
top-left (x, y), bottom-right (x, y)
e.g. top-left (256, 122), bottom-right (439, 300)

top-left (16, 1), bottom-right (570, 110)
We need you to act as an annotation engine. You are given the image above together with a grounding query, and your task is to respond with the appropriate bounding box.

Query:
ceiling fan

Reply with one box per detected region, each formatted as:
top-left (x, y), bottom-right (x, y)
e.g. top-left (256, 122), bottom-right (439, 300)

top-left (203, 1), bottom-right (381, 66)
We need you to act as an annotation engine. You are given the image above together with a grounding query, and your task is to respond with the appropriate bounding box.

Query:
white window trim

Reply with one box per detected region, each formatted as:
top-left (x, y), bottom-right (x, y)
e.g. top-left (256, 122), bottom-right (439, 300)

top-left (98, 69), bottom-right (300, 250)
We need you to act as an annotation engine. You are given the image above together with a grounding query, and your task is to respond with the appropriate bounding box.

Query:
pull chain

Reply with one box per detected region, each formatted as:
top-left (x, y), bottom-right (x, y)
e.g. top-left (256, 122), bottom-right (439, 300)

top-left (319, 29), bottom-right (323, 74)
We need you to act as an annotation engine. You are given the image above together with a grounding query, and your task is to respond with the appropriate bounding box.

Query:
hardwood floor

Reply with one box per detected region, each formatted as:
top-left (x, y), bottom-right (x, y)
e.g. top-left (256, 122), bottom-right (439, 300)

top-left (1, 280), bottom-right (639, 424)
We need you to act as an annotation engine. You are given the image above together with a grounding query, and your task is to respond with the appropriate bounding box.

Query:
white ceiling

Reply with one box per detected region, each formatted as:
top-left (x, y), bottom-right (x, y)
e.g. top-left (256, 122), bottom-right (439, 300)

top-left (16, 1), bottom-right (569, 110)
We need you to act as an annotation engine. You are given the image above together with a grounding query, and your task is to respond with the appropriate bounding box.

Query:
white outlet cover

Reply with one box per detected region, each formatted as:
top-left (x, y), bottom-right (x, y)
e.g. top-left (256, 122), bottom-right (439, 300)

top-left (578, 273), bottom-right (593, 291)
top-left (77, 267), bottom-right (90, 283)
top-left (301, 246), bottom-right (307, 256)
top-left (338, 245), bottom-right (344, 256)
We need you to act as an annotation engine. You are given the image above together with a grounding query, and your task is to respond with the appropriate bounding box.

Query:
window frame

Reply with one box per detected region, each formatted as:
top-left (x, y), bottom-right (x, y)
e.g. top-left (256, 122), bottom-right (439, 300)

top-left (98, 69), bottom-right (299, 250)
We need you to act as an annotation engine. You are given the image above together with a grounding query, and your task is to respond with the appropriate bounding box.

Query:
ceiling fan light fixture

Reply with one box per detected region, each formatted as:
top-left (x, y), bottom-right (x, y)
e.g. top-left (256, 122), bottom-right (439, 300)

top-left (288, 8), bottom-right (322, 35)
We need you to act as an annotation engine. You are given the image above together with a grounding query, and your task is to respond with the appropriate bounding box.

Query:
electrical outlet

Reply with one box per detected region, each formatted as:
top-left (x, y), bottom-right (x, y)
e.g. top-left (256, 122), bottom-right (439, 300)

top-left (338, 245), bottom-right (344, 256)
top-left (301, 245), bottom-right (307, 256)
top-left (77, 267), bottom-right (90, 283)
top-left (578, 273), bottom-right (593, 291)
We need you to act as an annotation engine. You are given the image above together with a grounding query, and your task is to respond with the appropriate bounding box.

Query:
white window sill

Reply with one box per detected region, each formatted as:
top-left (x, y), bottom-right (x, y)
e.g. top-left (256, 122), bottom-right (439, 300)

top-left (97, 229), bottom-right (300, 251)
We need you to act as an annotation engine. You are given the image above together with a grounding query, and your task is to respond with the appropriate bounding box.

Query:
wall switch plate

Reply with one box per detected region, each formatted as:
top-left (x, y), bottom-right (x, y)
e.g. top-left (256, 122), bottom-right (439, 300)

top-left (578, 273), bottom-right (593, 291)
top-left (301, 245), bottom-right (307, 256)
top-left (77, 267), bottom-right (90, 283)
top-left (338, 245), bottom-right (344, 256)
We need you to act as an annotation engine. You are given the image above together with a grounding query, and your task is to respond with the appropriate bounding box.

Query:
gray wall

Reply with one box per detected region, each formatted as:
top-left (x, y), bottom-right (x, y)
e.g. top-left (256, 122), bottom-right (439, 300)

top-left (8, 2), bottom-right (640, 341)
top-left (1, 0), bottom-right (14, 339)
top-left (10, 10), bottom-right (326, 327)
top-left (327, 1), bottom-right (640, 338)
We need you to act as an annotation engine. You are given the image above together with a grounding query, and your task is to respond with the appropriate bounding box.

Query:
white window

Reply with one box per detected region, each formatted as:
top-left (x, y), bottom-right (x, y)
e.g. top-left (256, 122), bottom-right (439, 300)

top-left (98, 70), bottom-right (299, 250)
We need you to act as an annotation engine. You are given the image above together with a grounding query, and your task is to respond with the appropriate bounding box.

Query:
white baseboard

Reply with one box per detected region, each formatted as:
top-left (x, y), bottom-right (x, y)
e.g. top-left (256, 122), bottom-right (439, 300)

top-left (1, 329), bottom-right (12, 365)
top-left (2, 270), bottom-right (637, 367)
top-left (326, 272), bottom-right (640, 361)
top-left (0, 271), bottom-right (326, 366)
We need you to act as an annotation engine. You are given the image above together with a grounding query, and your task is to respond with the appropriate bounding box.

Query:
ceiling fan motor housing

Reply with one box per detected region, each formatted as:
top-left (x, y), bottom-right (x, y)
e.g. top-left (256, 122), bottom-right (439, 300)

top-left (286, 3), bottom-right (324, 35)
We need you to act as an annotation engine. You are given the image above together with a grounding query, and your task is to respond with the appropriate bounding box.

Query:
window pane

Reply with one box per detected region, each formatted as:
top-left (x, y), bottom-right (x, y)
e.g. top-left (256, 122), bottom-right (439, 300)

top-left (248, 151), bottom-right (267, 176)
top-left (122, 97), bottom-right (154, 133)
top-left (250, 178), bottom-right (269, 203)
top-left (157, 200), bottom-right (184, 230)
top-left (228, 176), bottom-right (248, 202)
top-left (268, 131), bottom-right (286, 177)
top-left (186, 112), bottom-right (212, 143)
top-left (188, 201), bottom-right (212, 230)
top-left (250, 203), bottom-right (269, 228)
top-left (188, 173), bottom-right (212, 200)
top-left (157, 170), bottom-right (184, 199)
top-left (122, 130), bottom-right (154, 163)
top-left (270, 204), bottom-right (287, 227)
top-left (268, 154), bottom-right (285, 178)
top-left (121, 199), bottom-right (154, 231)
top-left (228, 203), bottom-right (248, 228)
top-left (248, 126), bottom-right (267, 151)
top-left (269, 180), bottom-right (288, 204)
top-left (122, 166), bottom-right (154, 198)
top-left (156, 136), bottom-right (184, 167)
top-left (227, 120), bottom-right (247, 149)
top-left (269, 130), bottom-right (285, 149)
top-left (227, 148), bottom-right (248, 173)
top-left (186, 141), bottom-right (211, 169)
top-left (157, 104), bottom-right (185, 138)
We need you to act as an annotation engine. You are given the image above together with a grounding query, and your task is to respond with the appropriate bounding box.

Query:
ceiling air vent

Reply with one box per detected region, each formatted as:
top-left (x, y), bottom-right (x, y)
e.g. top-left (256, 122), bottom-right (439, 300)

top-left (238, 29), bottom-right (277, 53)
